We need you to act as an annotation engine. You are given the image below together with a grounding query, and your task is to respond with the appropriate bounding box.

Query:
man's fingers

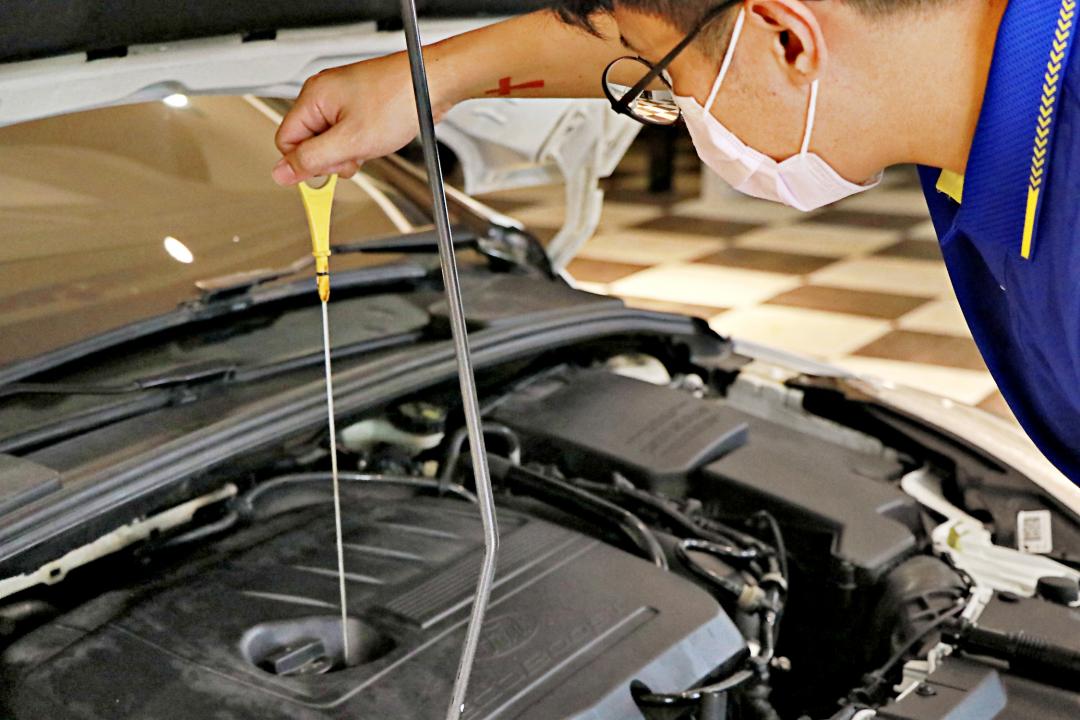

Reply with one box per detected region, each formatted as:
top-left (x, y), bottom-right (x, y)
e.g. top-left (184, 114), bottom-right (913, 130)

top-left (272, 122), bottom-right (360, 186)
top-left (272, 157), bottom-right (361, 186)
top-left (324, 160), bottom-right (362, 178)
top-left (274, 80), bottom-right (333, 155)
top-left (272, 158), bottom-right (300, 186)
top-left (272, 157), bottom-right (359, 186)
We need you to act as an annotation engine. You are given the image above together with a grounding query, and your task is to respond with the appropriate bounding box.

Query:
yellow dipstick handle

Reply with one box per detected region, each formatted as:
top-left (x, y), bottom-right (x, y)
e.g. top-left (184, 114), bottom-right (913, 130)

top-left (298, 175), bottom-right (339, 302)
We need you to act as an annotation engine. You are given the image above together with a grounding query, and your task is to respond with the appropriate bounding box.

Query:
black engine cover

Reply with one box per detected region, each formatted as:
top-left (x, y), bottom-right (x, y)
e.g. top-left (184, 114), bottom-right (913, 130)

top-left (492, 369), bottom-right (914, 584)
top-left (1, 496), bottom-right (743, 719)
top-left (492, 370), bottom-right (749, 494)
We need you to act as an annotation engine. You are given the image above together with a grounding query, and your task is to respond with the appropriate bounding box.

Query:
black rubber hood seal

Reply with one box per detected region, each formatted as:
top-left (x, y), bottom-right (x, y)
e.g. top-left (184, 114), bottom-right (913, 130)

top-left (0, 1), bottom-right (545, 64)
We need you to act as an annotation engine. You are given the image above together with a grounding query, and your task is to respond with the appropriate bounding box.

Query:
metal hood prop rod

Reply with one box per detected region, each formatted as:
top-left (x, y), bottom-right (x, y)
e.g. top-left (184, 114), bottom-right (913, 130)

top-left (398, 2), bottom-right (500, 719)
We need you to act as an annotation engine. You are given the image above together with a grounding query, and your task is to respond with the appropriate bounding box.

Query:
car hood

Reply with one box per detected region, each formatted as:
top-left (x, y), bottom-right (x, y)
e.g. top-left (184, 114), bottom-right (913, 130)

top-left (0, 2), bottom-right (541, 126)
top-left (0, 0), bottom-right (634, 273)
top-left (0, 1), bottom-right (542, 65)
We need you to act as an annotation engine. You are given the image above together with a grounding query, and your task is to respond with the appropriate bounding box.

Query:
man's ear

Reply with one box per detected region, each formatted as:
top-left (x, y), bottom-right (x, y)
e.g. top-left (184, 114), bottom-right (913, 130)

top-left (744, 0), bottom-right (827, 83)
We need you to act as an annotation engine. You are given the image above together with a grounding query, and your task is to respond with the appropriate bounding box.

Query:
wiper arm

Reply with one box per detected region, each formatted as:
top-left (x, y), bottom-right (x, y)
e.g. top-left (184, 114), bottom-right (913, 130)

top-left (194, 255), bottom-right (315, 303)
top-left (339, 225), bottom-right (555, 279)
top-left (192, 230), bottom-right (474, 303)
top-left (0, 361), bottom-right (237, 399)
top-left (365, 155), bottom-right (556, 279)
top-left (334, 225), bottom-right (478, 254)
top-left (193, 221), bottom-right (551, 305)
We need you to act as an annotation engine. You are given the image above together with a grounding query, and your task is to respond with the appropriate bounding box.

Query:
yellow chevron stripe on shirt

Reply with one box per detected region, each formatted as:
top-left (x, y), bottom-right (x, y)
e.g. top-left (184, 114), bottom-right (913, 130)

top-left (937, 170), bottom-right (965, 204)
top-left (1023, 0), bottom-right (1076, 259)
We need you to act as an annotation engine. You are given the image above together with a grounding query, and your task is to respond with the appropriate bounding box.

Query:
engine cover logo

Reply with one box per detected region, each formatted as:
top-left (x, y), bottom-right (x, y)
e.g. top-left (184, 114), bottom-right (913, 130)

top-left (476, 611), bottom-right (540, 660)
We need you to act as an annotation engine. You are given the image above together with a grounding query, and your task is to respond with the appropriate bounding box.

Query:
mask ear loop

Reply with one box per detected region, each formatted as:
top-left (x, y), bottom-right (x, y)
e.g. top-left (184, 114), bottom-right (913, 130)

top-left (704, 9), bottom-right (747, 113)
top-left (800, 80), bottom-right (819, 155)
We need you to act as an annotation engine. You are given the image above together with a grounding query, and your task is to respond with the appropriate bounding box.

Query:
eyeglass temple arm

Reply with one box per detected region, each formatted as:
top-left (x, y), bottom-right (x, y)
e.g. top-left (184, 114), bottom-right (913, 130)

top-left (611, 0), bottom-right (741, 112)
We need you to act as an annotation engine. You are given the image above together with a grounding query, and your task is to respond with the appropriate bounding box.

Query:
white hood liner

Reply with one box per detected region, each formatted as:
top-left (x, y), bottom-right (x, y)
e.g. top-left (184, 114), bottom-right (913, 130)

top-left (0, 20), bottom-right (483, 126)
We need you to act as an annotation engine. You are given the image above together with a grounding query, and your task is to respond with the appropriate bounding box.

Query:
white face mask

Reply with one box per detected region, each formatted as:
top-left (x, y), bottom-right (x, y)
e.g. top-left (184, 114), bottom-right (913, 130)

top-left (672, 9), bottom-right (880, 211)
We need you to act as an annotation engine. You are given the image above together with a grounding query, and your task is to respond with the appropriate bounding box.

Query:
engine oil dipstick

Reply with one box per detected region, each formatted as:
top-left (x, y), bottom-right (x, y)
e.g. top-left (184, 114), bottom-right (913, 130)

top-left (300, 175), bottom-right (337, 303)
top-left (298, 175), bottom-right (350, 660)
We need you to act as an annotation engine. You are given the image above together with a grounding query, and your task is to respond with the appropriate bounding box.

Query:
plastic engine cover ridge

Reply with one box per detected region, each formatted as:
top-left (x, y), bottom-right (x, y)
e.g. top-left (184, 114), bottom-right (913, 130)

top-left (491, 368), bottom-right (915, 585)
top-left (700, 419), bottom-right (917, 585)
top-left (492, 370), bottom-right (749, 494)
top-left (1, 497), bottom-right (744, 719)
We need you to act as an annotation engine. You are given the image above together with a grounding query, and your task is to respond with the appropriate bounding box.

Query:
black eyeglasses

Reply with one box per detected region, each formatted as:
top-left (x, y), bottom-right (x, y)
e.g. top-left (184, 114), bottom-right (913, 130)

top-left (602, 0), bottom-right (741, 126)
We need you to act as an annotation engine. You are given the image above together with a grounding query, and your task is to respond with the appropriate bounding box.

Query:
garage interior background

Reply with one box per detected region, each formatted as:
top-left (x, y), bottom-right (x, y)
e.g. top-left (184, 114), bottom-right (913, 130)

top-left (475, 130), bottom-right (1014, 424)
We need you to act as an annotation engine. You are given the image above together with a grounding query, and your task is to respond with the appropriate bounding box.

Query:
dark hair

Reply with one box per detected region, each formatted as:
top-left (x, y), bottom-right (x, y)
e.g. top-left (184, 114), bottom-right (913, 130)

top-left (554, 0), bottom-right (946, 35)
top-left (555, 1), bottom-right (717, 35)
top-left (554, 1), bottom-right (739, 51)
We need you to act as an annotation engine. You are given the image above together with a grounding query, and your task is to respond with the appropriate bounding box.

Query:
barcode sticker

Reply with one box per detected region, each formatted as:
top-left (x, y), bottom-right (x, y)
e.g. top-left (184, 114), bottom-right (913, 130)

top-left (1017, 510), bottom-right (1053, 554)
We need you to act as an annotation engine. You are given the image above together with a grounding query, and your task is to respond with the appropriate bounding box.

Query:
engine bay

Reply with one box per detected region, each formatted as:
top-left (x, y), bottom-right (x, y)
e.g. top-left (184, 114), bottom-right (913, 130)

top-left (3, 492), bottom-right (743, 719)
top-left (2, 335), bottom-right (1079, 720)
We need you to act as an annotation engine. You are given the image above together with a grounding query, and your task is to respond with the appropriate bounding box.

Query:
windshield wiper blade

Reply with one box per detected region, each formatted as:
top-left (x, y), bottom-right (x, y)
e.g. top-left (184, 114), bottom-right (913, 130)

top-left (361, 155), bottom-right (557, 279)
top-left (0, 361), bottom-right (237, 399)
top-left (189, 253), bottom-right (436, 307)
top-left (194, 256), bottom-right (314, 302)
top-left (338, 224), bottom-right (554, 279)
top-left (191, 231), bottom-right (473, 304)
top-left (1, 326), bottom-right (427, 401)
top-left (0, 391), bottom-right (177, 455)
top-left (0, 331), bottom-right (425, 454)
top-left (0, 263), bottom-right (430, 389)
top-left (334, 225), bottom-right (477, 254)
top-left (192, 221), bottom-right (548, 306)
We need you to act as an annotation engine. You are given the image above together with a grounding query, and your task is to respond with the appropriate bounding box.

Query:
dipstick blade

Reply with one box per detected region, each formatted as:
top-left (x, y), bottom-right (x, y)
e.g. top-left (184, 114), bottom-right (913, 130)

top-left (299, 176), bottom-right (350, 659)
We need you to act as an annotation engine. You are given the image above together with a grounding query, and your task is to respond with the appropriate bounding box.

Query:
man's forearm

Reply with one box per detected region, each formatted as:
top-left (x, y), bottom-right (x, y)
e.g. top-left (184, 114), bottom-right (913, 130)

top-left (424, 10), bottom-right (626, 111)
top-left (271, 9), bottom-right (627, 184)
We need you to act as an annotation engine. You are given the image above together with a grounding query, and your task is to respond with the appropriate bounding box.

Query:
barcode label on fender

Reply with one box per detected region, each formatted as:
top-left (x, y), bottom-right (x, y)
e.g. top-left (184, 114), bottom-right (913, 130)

top-left (1017, 510), bottom-right (1053, 554)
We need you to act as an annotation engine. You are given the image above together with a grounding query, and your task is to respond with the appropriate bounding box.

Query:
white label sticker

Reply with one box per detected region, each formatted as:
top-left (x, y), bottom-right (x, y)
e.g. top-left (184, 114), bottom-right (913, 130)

top-left (1017, 510), bottom-right (1053, 554)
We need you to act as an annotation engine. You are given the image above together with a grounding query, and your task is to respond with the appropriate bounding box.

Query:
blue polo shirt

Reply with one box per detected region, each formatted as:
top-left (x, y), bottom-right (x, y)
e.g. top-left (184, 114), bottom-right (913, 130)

top-left (918, 0), bottom-right (1080, 483)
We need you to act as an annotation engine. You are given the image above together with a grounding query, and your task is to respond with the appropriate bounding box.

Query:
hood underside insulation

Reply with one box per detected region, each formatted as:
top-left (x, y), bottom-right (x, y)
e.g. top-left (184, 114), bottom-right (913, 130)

top-left (0, 1), bottom-right (545, 64)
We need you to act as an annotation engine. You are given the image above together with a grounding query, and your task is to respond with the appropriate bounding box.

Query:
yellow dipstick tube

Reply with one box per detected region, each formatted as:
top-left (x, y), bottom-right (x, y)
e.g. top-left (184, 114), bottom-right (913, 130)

top-left (299, 175), bottom-right (338, 302)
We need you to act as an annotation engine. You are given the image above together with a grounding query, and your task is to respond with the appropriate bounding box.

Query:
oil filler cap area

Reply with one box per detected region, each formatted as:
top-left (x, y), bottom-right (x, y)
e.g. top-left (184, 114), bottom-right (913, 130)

top-left (1, 501), bottom-right (745, 719)
top-left (241, 616), bottom-right (395, 677)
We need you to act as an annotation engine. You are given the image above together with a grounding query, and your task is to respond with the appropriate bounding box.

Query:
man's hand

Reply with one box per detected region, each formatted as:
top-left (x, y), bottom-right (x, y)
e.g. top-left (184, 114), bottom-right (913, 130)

top-left (272, 53), bottom-right (435, 186)
top-left (270, 10), bottom-right (625, 186)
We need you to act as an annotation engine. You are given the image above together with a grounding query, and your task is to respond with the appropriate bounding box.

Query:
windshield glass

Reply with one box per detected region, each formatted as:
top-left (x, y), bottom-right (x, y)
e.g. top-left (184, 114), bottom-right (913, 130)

top-left (0, 95), bottom-right (413, 368)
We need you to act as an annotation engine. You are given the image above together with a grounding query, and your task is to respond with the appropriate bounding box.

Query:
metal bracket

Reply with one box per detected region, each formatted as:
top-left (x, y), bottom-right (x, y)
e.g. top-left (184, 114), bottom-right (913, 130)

top-left (399, 3), bottom-right (500, 718)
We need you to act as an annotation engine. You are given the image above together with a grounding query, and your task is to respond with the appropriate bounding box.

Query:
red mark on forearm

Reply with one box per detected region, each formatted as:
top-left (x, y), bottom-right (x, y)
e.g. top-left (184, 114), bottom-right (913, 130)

top-left (484, 77), bottom-right (546, 96)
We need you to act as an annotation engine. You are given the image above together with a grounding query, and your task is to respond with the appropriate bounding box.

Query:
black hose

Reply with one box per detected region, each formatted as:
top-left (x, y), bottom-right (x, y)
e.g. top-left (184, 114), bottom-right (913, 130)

top-left (757, 592), bottom-right (780, 665)
top-left (241, 472), bottom-right (477, 514)
top-left (879, 604), bottom-right (963, 675)
top-left (850, 603), bottom-right (965, 704)
top-left (156, 472), bottom-right (476, 552)
top-left (679, 537), bottom-right (758, 563)
top-left (493, 460), bottom-right (668, 570)
top-left (754, 510), bottom-right (788, 585)
top-left (741, 679), bottom-right (783, 720)
top-left (161, 511), bottom-right (241, 548)
top-left (740, 590), bottom-right (784, 720)
top-left (631, 669), bottom-right (754, 711)
top-left (675, 539), bottom-right (754, 603)
top-left (946, 619), bottom-right (1080, 689)
top-left (440, 423), bottom-right (520, 490)
top-left (573, 478), bottom-right (768, 554)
